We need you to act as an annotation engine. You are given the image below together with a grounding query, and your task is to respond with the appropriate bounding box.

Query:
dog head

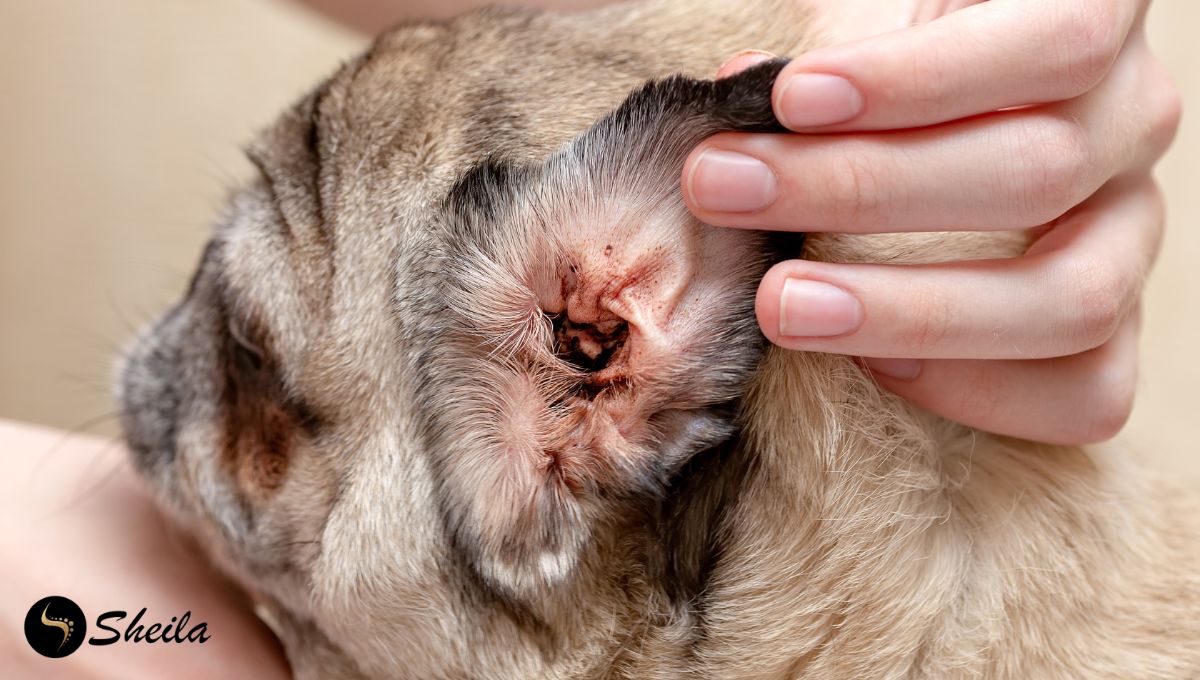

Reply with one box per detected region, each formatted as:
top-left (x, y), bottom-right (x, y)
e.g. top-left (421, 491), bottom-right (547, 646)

top-left (119, 2), bottom-right (814, 677)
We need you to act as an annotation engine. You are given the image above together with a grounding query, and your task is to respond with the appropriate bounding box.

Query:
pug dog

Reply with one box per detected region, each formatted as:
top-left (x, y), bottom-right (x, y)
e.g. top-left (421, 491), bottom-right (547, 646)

top-left (117, 0), bottom-right (1200, 677)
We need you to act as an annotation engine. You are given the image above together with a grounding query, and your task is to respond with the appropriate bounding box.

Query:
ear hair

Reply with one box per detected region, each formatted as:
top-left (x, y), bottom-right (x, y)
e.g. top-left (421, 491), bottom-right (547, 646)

top-left (444, 58), bottom-right (791, 224)
top-left (566, 57), bottom-right (790, 180)
top-left (423, 61), bottom-right (796, 597)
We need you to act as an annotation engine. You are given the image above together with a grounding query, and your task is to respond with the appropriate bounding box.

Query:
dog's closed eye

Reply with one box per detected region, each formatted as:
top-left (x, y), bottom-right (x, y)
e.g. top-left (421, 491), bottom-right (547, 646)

top-left (214, 285), bottom-right (318, 499)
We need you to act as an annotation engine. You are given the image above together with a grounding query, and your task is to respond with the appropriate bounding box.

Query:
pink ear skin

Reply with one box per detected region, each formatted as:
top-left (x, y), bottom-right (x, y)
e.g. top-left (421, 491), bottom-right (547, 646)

top-left (447, 203), bottom-right (769, 595)
top-left (429, 64), bottom-right (792, 595)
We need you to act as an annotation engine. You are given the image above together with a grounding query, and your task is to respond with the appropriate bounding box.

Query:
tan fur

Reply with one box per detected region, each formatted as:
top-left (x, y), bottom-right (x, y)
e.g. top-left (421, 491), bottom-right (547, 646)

top-left (118, 1), bottom-right (1199, 678)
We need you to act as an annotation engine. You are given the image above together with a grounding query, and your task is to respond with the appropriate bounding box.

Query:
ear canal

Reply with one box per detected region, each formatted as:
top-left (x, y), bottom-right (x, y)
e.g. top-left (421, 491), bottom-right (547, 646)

top-left (427, 60), bottom-right (799, 597)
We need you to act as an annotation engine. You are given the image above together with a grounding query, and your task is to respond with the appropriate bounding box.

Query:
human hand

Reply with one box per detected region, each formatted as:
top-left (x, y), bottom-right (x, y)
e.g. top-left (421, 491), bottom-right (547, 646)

top-left (684, 0), bottom-right (1181, 445)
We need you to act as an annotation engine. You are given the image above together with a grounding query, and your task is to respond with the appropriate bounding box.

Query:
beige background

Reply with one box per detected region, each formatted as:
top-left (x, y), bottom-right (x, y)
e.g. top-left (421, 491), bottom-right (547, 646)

top-left (0, 1), bottom-right (1196, 480)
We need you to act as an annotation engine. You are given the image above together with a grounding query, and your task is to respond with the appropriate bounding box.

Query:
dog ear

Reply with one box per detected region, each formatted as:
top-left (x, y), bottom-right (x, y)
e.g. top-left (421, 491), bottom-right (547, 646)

top-left (244, 87), bottom-right (326, 239)
top-left (422, 60), bottom-right (799, 595)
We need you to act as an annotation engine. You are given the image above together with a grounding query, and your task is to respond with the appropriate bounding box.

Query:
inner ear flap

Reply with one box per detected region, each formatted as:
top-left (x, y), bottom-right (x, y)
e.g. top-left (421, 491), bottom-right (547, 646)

top-left (425, 61), bottom-right (800, 597)
top-left (438, 58), bottom-right (799, 361)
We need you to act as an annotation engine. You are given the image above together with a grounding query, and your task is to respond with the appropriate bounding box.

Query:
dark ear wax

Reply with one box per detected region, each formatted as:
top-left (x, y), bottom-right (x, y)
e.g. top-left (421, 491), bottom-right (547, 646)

top-left (552, 314), bottom-right (629, 373)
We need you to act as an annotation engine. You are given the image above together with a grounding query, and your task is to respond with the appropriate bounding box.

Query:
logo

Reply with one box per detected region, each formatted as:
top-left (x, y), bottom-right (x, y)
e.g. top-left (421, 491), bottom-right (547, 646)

top-left (23, 595), bottom-right (210, 659)
top-left (24, 596), bottom-right (86, 658)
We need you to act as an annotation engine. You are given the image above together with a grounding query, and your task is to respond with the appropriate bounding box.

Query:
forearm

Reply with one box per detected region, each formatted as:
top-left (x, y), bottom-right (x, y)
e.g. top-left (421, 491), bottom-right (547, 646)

top-left (294, 0), bottom-right (614, 34)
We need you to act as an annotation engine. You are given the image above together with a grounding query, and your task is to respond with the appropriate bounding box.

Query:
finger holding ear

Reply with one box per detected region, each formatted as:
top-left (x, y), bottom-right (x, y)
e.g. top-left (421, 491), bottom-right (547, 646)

top-left (752, 176), bottom-right (1162, 444)
top-left (862, 306), bottom-right (1142, 446)
top-left (767, 0), bottom-right (1143, 132)
top-left (753, 176), bottom-right (1163, 359)
top-left (686, 32), bottom-right (1179, 233)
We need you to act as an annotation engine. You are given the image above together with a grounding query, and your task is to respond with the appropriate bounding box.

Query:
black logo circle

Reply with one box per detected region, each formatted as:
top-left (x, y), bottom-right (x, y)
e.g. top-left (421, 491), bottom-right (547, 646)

top-left (24, 596), bottom-right (87, 658)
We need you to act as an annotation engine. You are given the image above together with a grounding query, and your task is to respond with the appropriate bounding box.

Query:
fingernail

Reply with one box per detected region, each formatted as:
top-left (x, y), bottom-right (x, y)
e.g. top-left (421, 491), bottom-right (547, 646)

top-left (864, 357), bottom-right (923, 381)
top-left (717, 50), bottom-right (776, 78)
top-left (779, 279), bottom-right (864, 338)
top-left (777, 73), bottom-right (863, 128)
top-left (688, 149), bottom-right (778, 213)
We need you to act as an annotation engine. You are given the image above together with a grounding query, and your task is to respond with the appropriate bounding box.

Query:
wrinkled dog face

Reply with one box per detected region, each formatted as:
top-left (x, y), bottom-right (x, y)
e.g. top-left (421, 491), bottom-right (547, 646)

top-left (119, 3), bottom-right (810, 675)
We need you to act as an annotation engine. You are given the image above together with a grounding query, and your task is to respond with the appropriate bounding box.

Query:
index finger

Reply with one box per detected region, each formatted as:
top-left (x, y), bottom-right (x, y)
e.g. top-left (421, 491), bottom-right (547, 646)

top-left (774, 0), bottom-right (1141, 131)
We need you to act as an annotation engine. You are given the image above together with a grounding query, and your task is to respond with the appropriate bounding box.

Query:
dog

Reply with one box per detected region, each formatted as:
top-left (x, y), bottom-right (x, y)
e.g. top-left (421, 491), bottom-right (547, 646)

top-left (118, 0), bottom-right (1200, 677)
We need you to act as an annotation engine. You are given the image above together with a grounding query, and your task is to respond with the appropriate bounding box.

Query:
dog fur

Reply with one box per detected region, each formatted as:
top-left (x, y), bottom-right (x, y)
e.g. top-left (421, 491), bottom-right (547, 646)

top-left (118, 1), bottom-right (1200, 677)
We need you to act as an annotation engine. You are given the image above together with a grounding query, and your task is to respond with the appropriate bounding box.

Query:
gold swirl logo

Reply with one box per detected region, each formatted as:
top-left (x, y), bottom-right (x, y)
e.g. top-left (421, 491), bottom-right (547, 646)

top-left (23, 595), bottom-right (87, 658)
top-left (40, 603), bottom-right (74, 653)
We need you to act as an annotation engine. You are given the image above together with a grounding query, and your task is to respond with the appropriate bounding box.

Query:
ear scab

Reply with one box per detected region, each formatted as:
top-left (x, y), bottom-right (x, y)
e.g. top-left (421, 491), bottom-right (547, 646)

top-left (428, 63), bottom-right (793, 596)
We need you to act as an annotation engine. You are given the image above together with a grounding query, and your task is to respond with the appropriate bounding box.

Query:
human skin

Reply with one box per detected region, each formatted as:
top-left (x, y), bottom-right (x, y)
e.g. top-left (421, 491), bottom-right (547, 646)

top-left (0, 419), bottom-right (291, 678)
top-left (296, 0), bottom-right (1181, 446)
top-left (687, 0), bottom-right (1178, 446)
